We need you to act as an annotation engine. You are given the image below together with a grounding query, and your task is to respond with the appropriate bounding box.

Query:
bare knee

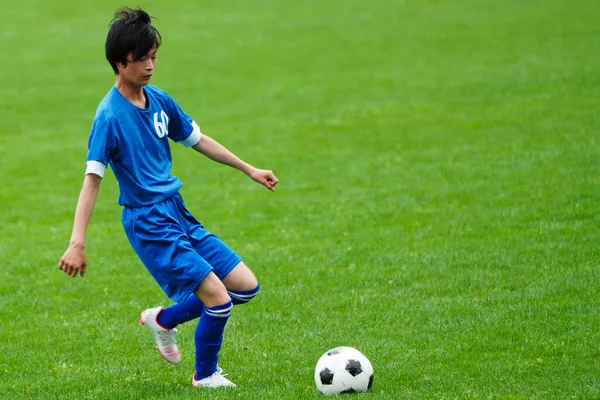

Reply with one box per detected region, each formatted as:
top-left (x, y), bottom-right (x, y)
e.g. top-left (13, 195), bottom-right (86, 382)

top-left (194, 272), bottom-right (231, 307)
top-left (222, 261), bottom-right (258, 291)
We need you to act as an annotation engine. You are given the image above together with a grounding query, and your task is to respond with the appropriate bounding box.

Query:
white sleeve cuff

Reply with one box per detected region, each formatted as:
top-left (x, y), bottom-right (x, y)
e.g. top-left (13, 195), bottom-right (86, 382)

top-left (180, 120), bottom-right (202, 147)
top-left (85, 161), bottom-right (106, 177)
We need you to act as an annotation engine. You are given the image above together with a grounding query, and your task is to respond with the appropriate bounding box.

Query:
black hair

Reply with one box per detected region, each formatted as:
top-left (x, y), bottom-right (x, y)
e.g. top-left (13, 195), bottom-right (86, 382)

top-left (105, 7), bottom-right (162, 74)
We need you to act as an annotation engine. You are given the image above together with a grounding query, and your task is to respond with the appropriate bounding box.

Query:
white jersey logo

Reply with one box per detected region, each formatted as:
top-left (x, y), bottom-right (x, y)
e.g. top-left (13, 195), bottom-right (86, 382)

top-left (153, 110), bottom-right (169, 138)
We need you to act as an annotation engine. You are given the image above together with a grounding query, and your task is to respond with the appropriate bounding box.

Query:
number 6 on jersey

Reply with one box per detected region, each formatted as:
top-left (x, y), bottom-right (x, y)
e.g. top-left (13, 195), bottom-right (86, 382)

top-left (153, 110), bottom-right (169, 138)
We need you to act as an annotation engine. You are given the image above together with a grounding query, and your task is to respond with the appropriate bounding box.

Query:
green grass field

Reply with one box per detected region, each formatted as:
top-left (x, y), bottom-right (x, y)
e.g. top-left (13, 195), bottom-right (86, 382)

top-left (1, 0), bottom-right (599, 398)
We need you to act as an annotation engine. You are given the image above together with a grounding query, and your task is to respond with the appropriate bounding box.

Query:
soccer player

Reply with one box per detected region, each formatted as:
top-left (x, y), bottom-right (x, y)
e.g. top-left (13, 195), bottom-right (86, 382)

top-left (58, 7), bottom-right (278, 388)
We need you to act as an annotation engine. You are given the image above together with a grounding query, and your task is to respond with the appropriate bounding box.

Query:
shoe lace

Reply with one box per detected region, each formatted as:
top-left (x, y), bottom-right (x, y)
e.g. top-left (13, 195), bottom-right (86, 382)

top-left (156, 328), bottom-right (176, 348)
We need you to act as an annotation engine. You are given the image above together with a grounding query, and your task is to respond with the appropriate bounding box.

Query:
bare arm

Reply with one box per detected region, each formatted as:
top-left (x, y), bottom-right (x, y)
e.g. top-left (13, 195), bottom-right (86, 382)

top-left (192, 134), bottom-right (279, 191)
top-left (58, 173), bottom-right (102, 277)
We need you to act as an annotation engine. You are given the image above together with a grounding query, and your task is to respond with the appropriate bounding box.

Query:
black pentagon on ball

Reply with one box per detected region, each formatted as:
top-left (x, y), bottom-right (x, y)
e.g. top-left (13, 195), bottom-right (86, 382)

top-left (326, 347), bottom-right (343, 356)
top-left (319, 368), bottom-right (334, 385)
top-left (345, 359), bottom-right (362, 377)
top-left (340, 388), bottom-right (357, 394)
top-left (368, 374), bottom-right (374, 389)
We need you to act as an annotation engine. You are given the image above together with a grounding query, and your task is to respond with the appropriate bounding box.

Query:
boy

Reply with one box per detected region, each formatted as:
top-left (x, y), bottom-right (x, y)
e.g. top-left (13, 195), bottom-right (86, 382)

top-left (58, 7), bottom-right (278, 388)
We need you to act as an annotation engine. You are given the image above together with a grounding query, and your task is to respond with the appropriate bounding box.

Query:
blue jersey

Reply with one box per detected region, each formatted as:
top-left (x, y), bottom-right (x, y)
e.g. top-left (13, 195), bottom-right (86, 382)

top-left (86, 85), bottom-right (201, 207)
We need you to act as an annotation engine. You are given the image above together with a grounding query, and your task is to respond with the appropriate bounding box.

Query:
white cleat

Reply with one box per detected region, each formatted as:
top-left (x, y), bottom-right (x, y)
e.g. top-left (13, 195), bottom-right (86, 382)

top-left (192, 368), bottom-right (237, 388)
top-left (140, 306), bottom-right (181, 364)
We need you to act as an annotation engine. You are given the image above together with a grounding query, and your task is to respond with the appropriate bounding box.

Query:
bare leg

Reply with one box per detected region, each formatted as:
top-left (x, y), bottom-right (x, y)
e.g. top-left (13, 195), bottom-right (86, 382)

top-left (221, 262), bottom-right (260, 305)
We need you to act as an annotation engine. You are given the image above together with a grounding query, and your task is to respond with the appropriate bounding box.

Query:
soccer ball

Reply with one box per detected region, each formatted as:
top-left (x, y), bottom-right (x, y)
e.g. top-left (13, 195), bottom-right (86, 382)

top-left (314, 346), bottom-right (374, 396)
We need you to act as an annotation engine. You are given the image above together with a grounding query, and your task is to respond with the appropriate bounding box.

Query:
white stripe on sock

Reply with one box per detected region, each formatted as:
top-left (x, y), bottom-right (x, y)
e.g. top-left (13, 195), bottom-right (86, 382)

top-left (228, 291), bottom-right (257, 301)
top-left (205, 305), bottom-right (232, 318)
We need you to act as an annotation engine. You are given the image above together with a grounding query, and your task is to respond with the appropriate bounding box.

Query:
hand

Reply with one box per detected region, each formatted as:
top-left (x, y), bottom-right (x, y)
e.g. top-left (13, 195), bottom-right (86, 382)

top-left (248, 168), bottom-right (279, 191)
top-left (58, 243), bottom-right (87, 278)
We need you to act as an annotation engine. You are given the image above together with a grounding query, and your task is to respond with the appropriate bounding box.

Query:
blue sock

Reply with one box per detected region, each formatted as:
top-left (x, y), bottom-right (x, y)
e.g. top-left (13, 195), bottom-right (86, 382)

top-left (228, 284), bottom-right (259, 305)
top-left (156, 295), bottom-right (204, 329)
top-left (195, 301), bottom-right (233, 379)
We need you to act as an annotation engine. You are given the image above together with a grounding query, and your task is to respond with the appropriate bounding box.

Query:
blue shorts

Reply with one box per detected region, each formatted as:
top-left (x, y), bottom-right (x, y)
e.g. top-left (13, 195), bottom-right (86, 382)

top-left (121, 193), bottom-right (241, 303)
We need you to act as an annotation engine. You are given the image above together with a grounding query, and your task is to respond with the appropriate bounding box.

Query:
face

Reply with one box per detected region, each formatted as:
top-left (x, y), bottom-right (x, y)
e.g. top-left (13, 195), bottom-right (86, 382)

top-left (117, 46), bottom-right (157, 87)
